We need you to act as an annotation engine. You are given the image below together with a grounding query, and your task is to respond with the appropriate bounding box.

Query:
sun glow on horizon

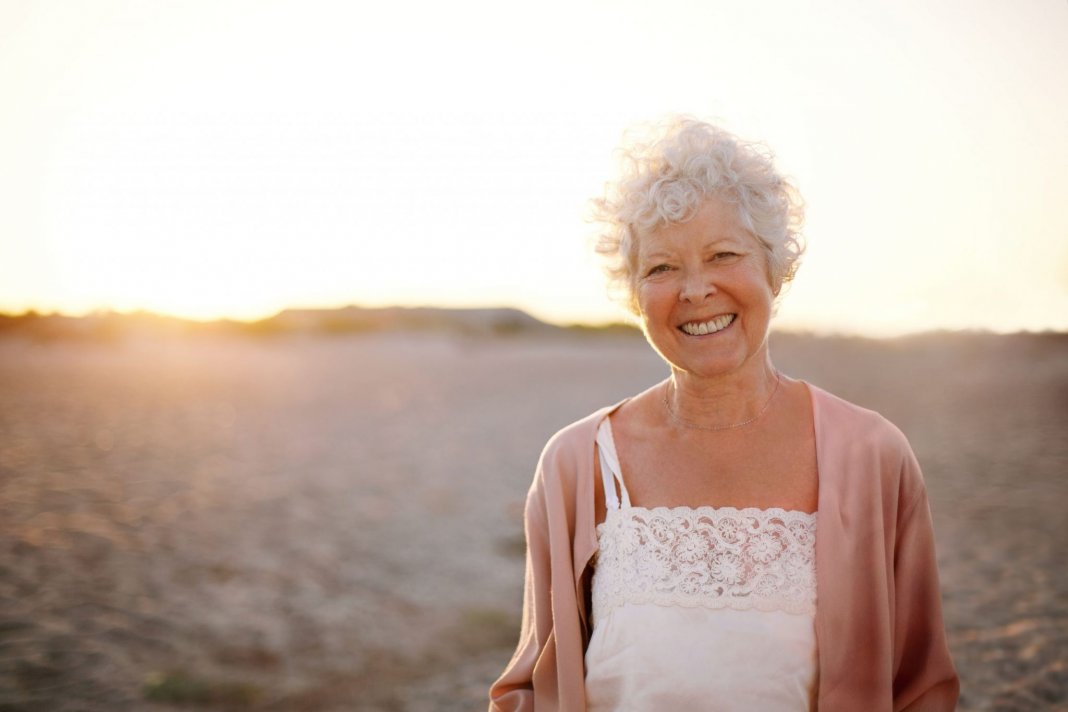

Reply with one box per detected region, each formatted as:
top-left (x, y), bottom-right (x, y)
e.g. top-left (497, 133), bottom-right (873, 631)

top-left (2, 0), bottom-right (1067, 337)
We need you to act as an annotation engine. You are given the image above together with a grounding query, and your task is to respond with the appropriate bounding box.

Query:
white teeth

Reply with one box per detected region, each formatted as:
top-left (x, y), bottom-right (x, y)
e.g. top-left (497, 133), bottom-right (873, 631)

top-left (681, 314), bottom-right (735, 336)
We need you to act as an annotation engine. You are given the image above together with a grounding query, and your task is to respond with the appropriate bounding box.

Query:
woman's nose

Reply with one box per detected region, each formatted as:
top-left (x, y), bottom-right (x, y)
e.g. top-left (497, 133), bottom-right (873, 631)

top-left (679, 268), bottom-right (716, 303)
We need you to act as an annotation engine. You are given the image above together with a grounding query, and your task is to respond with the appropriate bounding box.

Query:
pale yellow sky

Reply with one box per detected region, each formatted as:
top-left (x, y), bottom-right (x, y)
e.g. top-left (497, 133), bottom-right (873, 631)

top-left (1, 0), bottom-right (1066, 335)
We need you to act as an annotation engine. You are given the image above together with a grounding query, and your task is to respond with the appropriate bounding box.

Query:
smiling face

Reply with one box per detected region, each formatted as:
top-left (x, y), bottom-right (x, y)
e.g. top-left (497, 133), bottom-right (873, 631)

top-left (634, 196), bottom-right (777, 380)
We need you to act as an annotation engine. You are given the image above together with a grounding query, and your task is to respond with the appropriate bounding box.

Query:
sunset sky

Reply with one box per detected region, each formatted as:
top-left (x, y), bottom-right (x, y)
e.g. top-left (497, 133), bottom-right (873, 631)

top-left (2, 0), bottom-right (1066, 336)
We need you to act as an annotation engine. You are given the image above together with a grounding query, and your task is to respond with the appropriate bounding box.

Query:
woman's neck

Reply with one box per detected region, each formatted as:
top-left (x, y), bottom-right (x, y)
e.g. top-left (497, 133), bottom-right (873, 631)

top-left (666, 356), bottom-right (780, 430)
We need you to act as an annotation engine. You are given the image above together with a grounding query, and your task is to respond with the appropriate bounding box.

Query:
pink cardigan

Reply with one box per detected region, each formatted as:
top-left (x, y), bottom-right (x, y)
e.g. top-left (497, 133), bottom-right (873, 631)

top-left (489, 383), bottom-right (959, 711)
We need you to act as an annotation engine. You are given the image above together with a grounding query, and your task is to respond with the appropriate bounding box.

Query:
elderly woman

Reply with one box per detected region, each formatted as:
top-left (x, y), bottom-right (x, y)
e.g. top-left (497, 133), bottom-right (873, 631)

top-left (489, 118), bottom-right (958, 711)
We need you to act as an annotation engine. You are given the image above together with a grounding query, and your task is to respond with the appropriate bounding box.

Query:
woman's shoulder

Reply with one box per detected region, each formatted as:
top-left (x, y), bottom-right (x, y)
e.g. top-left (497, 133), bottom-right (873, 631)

top-left (806, 381), bottom-right (928, 507)
top-left (539, 400), bottom-right (622, 463)
top-left (539, 380), bottom-right (666, 459)
top-left (807, 381), bottom-right (912, 454)
top-left (529, 394), bottom-right (636, 499)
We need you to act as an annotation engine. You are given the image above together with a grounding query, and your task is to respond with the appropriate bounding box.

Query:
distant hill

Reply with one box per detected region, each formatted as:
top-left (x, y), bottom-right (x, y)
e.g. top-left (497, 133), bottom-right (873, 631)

top-left (257, 305), bottom-right (558, 336)
top-left (0, 306), bottom-right (641, 341)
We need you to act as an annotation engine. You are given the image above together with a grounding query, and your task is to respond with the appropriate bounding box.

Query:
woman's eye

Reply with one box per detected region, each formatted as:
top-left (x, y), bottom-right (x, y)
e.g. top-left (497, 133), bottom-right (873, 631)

top-left (711, 252), bottom-right (738, 261)
top-left (646, 264), bottom-right (672, 276)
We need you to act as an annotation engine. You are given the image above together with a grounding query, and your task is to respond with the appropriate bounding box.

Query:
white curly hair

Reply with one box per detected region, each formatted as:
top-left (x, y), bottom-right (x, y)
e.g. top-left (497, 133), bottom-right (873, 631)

top-left (591, 116), bottom-right (806, 315)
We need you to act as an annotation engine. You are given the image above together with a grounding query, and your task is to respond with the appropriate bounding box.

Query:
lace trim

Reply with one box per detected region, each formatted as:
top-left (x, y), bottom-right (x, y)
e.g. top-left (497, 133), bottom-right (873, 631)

top-left (592, 506), bottom-right (818, 619)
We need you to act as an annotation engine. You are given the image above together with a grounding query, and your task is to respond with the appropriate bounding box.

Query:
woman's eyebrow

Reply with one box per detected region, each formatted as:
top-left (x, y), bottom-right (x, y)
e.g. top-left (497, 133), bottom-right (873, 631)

top-left (703, 234), bottom-right (745, 248)
top-left (641, 238), bottom-right (739, 261)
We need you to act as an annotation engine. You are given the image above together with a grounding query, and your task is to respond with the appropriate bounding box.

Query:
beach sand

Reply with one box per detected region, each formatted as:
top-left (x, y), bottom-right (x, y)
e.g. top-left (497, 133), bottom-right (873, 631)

top-left (0, 331), bottom-right (1065, 710)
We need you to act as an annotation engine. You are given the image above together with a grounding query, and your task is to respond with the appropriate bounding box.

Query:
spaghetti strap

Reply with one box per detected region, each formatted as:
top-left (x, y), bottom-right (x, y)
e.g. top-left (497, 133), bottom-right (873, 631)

top-left (596, 418), bottom-right (631, 510)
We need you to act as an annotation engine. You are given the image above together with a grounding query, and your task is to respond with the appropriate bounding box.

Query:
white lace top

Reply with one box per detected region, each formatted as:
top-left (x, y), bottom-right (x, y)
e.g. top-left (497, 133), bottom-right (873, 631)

top-left (585, 418), bottom-right (819, 711)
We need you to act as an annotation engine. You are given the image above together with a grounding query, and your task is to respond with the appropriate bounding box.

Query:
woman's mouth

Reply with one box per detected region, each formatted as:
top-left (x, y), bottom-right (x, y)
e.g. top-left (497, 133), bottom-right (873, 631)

top-left (679, 314), bottom-right (736, 336)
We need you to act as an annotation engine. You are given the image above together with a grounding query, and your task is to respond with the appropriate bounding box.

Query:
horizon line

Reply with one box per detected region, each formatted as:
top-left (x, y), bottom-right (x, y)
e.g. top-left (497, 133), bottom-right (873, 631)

top-left (2, 304), bottom-right (1066, 340)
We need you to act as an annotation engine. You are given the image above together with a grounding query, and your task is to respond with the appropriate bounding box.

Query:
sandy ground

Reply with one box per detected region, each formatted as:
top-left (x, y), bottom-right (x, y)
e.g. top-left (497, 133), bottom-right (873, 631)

top-left (0, 330), bottom-right (1065, 711)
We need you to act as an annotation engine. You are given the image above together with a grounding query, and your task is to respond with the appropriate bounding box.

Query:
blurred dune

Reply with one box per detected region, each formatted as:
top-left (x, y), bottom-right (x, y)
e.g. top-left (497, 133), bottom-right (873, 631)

top-left (0, 322), bottom-right (1065, 710)
top-left (0, 306), bottom-right (635, 341)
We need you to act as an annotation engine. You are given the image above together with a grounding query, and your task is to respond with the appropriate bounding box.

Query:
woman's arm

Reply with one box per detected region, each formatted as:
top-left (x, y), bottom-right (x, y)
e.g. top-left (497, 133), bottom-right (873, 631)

top-left (488, 473), bottom-right (552, 711)
top-left (891, 451), bottom-right (960, 711)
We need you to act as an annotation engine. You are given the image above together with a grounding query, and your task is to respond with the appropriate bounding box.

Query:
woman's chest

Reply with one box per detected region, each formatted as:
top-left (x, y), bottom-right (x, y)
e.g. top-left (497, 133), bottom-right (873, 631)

top-left (617, 430), bottom-right (818, 513)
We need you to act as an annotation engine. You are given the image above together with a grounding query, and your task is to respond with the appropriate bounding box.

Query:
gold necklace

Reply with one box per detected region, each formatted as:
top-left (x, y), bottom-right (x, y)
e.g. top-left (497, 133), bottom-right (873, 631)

top-left (663, 372), bottom-right (782, 431)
